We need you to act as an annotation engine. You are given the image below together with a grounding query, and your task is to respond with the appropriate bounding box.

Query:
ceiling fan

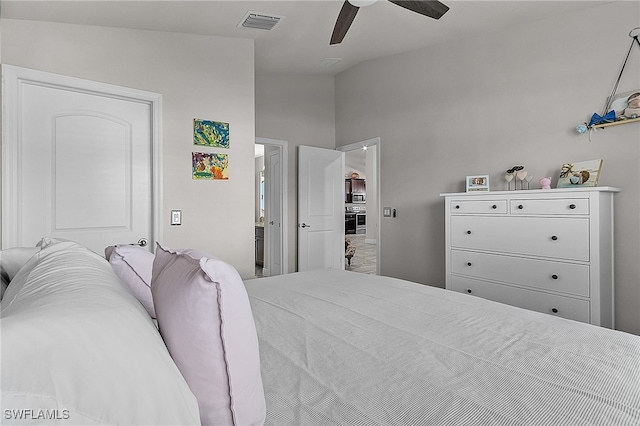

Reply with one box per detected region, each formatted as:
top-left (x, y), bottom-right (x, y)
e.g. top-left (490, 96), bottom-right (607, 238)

top-left (330, 0), bottom-right (449, 45)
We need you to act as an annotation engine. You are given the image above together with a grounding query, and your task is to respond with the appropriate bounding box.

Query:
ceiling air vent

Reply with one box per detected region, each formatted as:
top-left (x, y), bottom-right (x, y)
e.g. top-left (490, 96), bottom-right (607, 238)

top-left (319, 58), bottom-right (343, 69)
top-left (238, 11), bottom-right (283, 31)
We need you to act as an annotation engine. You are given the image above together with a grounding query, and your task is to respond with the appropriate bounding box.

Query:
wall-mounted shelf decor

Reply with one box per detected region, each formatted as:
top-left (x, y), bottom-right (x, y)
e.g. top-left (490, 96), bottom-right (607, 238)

top-left (576, 28), bottom-right (640, 139)
top-left (588, 116), bottom-right (640, 130)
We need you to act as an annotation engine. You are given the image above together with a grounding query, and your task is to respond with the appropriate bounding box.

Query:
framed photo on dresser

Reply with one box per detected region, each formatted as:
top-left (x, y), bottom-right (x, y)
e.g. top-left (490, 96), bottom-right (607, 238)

top-left (466, 175), bottom-right (490, 192)
top-left (557, 159), bottom-right (603, 188)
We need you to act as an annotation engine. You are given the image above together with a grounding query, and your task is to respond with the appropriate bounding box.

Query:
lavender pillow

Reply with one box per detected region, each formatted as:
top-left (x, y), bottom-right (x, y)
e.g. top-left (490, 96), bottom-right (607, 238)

top-left (151, 244), bottom-right (265, 426)
top-left (105, 245), bottom-right (155, 318)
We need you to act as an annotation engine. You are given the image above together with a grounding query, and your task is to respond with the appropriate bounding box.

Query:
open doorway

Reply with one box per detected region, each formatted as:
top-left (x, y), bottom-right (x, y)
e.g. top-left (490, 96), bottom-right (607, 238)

top-left (255, 137), bottom-right (288, 278)
top-left (339, 138), bottom-right (380, 275)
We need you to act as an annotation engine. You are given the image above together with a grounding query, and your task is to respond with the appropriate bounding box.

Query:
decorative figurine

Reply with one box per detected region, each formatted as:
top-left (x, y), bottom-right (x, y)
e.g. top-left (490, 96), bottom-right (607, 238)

top-left (539, 177), bottom-right (552, 190)
top-left (623, 92), bottom-right (640, 119)
top-left (525, 174), bottom-right (534, 190)
top-left (516, 170), bottom-right (528, 189)
top-left (506, 166), bottom-right (525, 190)
top-left (504, 173), bottom-right (514, 190)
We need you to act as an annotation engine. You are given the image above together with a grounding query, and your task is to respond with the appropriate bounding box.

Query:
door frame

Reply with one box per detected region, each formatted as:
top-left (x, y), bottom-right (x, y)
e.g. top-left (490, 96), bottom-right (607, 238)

top-left (338, 137), bottom-right (381, 275)
top-left (255, 137), bottom-right (288, 275)
top-left (1, 65), bottom-right (163, 249)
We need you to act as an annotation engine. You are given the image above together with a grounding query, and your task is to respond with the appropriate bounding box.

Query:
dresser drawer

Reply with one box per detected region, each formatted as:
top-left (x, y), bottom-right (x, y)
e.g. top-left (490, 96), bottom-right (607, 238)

top-left (451, 250), bottom-right (590, 297)
top-left (450, 215), bottom-right (590, 261)
top-left (450, 200), bottom-right (507, 214)
top-left (510, 198), bottom-right (589, 215)
top-left (450, 276), bottom-right (590, 323)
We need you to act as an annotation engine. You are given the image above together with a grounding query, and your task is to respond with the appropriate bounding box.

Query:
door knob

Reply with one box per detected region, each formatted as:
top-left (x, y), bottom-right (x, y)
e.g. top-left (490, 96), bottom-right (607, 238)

top-left (269, 221), bottom-right (275, 225)
top-left (300, 223), bottom-right (311, 228)
top-left (135, 238), bottom-right (148, 247)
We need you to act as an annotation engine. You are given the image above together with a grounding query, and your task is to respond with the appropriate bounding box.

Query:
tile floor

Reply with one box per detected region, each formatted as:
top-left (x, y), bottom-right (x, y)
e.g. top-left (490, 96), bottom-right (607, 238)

top-left (345, 234), bottom-right (377, 275)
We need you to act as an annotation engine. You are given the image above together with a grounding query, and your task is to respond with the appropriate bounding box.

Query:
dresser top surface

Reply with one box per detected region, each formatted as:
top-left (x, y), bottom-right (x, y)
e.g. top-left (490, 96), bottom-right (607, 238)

top-left (440, 186), bottom-right (621, 197)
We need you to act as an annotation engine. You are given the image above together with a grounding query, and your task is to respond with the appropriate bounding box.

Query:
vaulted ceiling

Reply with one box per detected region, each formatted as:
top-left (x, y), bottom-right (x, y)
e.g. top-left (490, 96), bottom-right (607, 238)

top-left (1, 1), bottom-right (611, 75)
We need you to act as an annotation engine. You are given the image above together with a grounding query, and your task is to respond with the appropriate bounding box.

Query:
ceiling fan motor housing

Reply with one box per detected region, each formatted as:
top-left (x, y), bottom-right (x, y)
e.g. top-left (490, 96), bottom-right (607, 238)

top-left (348, 0), bottom-right (377, 6)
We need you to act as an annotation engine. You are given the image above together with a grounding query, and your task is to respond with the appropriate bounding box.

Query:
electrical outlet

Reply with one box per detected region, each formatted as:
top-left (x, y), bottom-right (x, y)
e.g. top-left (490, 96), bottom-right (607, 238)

top-left (383, 207), bottom-right (392, 217)
top-left (171, 210), bottom-right (182, 225)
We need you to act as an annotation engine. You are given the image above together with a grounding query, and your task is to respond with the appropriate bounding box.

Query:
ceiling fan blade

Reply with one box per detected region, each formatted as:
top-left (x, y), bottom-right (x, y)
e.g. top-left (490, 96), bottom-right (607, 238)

top-left (388, 0), bottom-right (449, 20)
top-left (330, 1), bottom-right (360, 45)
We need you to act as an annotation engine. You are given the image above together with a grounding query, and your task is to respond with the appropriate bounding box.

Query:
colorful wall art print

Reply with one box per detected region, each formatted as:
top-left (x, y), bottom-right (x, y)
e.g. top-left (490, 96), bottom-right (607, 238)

top-left (192, 152), bottom-right (229, 180)
top-left (557, 159), bottom-right (603, 188)
top-left (193, 119), bottom-right (230, 148)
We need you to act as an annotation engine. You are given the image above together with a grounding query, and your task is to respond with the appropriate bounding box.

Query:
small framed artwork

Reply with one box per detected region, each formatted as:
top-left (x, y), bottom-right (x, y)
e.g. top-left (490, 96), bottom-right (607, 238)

top-left (557, 159), bottom-right (603, 188)
top-left (193, 118), bottom-right (230, 148)
top-left (192, 152), bottom-right (229, 180)
top-left (466, 175), bottom-right (490, 192)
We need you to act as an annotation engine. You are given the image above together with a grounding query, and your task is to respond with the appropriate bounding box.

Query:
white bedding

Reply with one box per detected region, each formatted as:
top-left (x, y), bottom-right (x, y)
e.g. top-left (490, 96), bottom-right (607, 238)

top-left (1, 242), bottom-right (200, 425)
top-left (245, 269), bottom-right (640, 426)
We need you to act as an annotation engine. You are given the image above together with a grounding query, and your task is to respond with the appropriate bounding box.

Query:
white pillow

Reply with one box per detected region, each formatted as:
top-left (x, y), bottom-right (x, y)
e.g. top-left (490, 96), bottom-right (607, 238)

top-left (0, 247), bottom-right (40, 281)
top-left (105, 244), bottom-right (156, 318)
top-left (36, 236), bottom-right (73, 249)
top-left (1, 240), bottom-right (201, 424)
top-left (1, 270), bottom-right (9, 300)
top-left (0, 247), bottom-right (41, 301)
top-left (152, 244), bottom-right (266, 426)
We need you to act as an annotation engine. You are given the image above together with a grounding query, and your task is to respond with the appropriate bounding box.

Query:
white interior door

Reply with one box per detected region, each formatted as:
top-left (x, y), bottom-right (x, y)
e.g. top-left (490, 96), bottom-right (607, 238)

top-left (264, 146), bottom-right (283, 276)
top-left (2, 65), bottom-right (162, 254)
top-left (297, 145), bottom-right (344, 271)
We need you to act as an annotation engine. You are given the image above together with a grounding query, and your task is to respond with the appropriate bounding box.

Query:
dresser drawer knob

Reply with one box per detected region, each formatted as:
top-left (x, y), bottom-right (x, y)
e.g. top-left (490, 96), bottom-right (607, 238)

top-left (517, 204), bottom-right (524, 209)
top-left (466, 230), bottom-right (472, 235)
top-left (551, 274), bottom-right (558, 280)
top-left (551, 307), bottom-right (559, 314)
top-left (455, 205), bottom-right (460, 209)
top-left (467, 262), bottom-right (472, 267)
top-left (467, 289), bottom-right (472, 294)
top-left (569, 204), bottom-right (576, 209)
top-left (491, 204), bottom-right (497, 209)
top-left (551, 235), bottom-right (558, 241)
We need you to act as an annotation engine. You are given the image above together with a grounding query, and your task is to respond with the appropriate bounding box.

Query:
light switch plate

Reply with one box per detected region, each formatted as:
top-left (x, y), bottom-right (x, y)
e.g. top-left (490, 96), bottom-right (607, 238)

top-left (171, 210), bottom-right (182, 225)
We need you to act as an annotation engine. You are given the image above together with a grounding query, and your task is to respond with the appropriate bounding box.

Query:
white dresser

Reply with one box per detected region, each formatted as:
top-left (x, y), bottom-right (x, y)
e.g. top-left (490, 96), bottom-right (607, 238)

top-left (441, 187), bottom-right (619, 328)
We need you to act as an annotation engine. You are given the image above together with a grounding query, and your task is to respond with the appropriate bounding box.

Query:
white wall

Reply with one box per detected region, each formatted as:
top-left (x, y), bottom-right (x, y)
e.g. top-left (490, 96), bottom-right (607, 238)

top-left (335, 2), bottom-right (640, 334)
top-left (255, 74), bottom-right (336, 272)
top-left (1, 19), bottom-right (257, 278)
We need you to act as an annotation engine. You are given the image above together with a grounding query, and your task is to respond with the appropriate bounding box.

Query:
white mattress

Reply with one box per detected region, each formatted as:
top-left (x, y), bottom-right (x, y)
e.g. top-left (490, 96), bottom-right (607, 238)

top-left (245, 269), bottom-right (640, 426)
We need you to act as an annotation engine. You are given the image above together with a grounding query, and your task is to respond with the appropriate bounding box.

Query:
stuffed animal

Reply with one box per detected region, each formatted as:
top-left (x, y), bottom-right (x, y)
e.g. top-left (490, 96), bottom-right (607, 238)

top-left (539, 177), bottom-right (552, 190)
top-left (624, 92), bottom-right (640, 118)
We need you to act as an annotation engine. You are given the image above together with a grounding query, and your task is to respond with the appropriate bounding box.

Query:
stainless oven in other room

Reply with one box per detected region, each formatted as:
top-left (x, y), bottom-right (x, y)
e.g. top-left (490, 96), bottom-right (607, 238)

top-left (347, 206), bottom-right (366, 233)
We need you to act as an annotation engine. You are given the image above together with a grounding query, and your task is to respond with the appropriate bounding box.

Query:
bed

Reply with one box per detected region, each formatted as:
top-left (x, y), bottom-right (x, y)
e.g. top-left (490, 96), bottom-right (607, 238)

top-left (245, 269), bottom-right (640, 426)
top-left (2, 241), bottom-right (639, 425)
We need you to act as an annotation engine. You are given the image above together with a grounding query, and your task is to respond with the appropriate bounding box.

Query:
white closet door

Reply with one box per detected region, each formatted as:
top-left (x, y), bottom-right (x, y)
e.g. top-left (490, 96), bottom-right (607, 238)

top-left (2, 66), bottom-right (161, 253)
